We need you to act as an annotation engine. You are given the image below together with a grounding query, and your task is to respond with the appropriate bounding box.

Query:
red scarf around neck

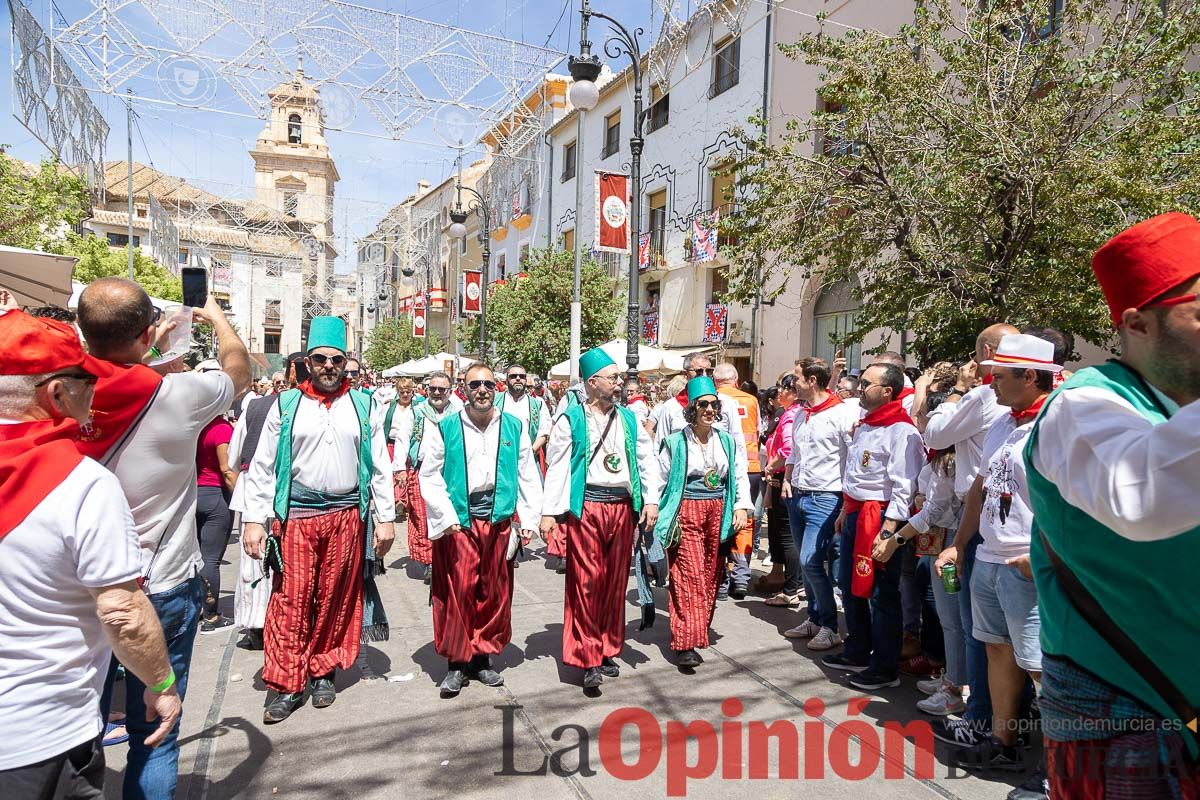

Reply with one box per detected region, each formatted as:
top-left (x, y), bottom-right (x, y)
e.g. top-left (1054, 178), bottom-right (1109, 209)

top-left (861, 399), bottom-right (915, 428)
top-left (78, 361), bottom-right (163, 461)
top-left (804, 392), bottom-right (843, 420)
top-left (1010, 393), bottom-right (1049, 425)
top-left (299, 377), bottom-right (351, 408)
top-left (625, 395), bottom-right (648, 405)
top-left (896, 386), bottom-right (915, 403)
top-left (0, 418), bottom-right (85, 542)
top-left (674, 389), bottom-right (689, 409)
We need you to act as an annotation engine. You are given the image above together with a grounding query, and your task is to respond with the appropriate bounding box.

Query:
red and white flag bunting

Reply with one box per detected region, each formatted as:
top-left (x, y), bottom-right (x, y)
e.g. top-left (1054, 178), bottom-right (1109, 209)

top-left (462, 271), bottom-right (482, 315)
top-left (595, 171), bottom-right (630, 254)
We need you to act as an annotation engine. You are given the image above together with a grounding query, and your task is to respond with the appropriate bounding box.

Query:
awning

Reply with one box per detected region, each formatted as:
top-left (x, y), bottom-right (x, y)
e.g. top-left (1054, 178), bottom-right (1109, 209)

top-left (0, 246), bottom-right (76, 308)
top-left (546, 339), bottom-right (688, 379)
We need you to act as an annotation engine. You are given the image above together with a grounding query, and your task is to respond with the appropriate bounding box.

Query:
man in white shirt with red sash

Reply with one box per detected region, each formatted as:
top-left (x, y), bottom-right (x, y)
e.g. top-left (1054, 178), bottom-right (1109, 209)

top-left (823, 363), bottom-right (925, 691)
top-left (420, 363), bottom-right (543, 696)
top-left (1025, 213), bottom-right (1200, 798)
top-left (541, 347), bottom-right (662, 690)
top-left (243, 316), bottom-right (396, 724)
top-left (0, 311), bottom-right (181, 799)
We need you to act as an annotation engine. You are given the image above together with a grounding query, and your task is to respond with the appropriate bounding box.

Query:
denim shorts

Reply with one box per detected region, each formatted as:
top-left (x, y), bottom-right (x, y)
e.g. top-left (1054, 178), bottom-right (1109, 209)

top-left (970, 558), bottom-right (1042, 671)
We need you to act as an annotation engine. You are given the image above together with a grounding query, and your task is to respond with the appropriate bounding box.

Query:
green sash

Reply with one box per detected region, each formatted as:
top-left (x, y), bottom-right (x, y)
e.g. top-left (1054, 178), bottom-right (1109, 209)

top-left (563, 403), bottom-right (642, 519)
top-left (273, 388), bottom-right (374, 522)
top-left (495, 392), bottom-right (544, 445)
top-left (437, 411), bottom-right (523, 526)
top-left (383, 399), bottom-right (400, 445)
top-left (654, 429), bottom-right (737, 547)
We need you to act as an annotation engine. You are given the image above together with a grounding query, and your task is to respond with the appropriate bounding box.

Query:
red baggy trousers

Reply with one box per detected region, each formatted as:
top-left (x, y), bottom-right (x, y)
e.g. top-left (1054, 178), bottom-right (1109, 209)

top-left (431, 518), bottom-right (514, 663)
top-left (263, 507), bottom-right (364, 694)
top-left (405, 467), bottom-right (432, 566)
top-left (668, 498), bottom-right (725, 651)
top-left (562, 500), bottom-right (636, 669)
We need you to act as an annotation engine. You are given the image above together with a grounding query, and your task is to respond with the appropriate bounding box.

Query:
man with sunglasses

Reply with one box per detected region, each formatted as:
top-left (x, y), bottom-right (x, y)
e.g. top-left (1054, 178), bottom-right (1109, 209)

top-left (242, 316), bottom-right (396, 724)
top-left (419, 363), bottom-right (543, 695)
top-left (402, 371), bottom-right (458, 583)
top-left (541, 347), bottom-right (662, 690)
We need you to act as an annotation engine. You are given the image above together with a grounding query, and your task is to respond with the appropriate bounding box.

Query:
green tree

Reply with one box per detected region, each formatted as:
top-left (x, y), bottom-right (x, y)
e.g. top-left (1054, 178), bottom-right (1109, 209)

top-left (725, 0), bottom-right (1200, 362)
top-left (63, 233), bottom-right (183, 302)
top-left (456, 247), bottom-right (621, 375)
top-left (0, 153), bottom-right (90, 250)
top-left (362, 315), bottom-right (446, 372)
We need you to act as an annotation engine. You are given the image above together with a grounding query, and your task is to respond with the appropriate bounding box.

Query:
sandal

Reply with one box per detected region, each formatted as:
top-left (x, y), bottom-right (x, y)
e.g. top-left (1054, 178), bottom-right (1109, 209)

top-left (103, 719), bottom-right (128, 747)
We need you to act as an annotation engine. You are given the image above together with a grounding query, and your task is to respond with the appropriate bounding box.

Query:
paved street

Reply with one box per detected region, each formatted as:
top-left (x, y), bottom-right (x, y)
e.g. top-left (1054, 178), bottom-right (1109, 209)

top-left (103, 530), bottom-right (1032, 799)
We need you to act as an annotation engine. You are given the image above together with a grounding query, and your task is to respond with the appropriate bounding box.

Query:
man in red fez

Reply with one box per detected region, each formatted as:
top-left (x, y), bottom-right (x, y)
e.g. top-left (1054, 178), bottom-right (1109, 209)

top-left (1024, 212), bottom-right (1200, 798)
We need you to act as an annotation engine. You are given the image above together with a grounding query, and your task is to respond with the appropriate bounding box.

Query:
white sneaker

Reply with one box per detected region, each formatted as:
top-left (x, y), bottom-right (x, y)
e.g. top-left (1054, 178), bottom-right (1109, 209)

top-left (917, 675), bottom-right (944, 696)
top-left (807, 627), bottom-right (840, 651)
top-left (917, 685), bottom-right (966, 716)
top-left (784, 619), bottom-right (820, 639)
top-left (761, 554), bottom-right (774, 568)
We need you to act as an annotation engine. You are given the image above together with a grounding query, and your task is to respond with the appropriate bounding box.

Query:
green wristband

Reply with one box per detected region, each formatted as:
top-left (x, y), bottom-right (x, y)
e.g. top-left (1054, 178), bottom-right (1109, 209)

top-left (150, 671), bottom-right (176, 693)
top-left (149, 345), bottom-right (162, 359)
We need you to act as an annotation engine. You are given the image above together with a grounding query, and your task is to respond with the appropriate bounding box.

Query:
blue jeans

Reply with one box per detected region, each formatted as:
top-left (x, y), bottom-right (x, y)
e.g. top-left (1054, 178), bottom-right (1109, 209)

top-left (837, 510), bottom-right (903, 677)
top-left (959, 533), bottom-right (993, 725)
top-left (124, 575), bottom-right (204, 800)
top-left (787, 492), bottom-right (841, 630)
top-left (925, 530), bottom-right (967, 686)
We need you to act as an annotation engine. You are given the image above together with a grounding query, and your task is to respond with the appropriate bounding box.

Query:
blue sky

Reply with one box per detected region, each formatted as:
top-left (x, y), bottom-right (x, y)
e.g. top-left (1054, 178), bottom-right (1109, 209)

top-left (1, 0), bottom-right (663, 272)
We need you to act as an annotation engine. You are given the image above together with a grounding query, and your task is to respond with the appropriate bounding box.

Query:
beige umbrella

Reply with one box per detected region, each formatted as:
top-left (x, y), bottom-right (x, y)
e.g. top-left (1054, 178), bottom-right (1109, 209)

top-left (0, 245), bottom-right (76, 308)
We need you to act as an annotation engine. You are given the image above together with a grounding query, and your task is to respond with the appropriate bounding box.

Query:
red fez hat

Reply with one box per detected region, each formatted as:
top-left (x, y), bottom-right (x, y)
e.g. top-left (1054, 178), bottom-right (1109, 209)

top-left (1092, 212), bottom-right (1200, 326)
top-left (0, 310), bottom-right (109, 377)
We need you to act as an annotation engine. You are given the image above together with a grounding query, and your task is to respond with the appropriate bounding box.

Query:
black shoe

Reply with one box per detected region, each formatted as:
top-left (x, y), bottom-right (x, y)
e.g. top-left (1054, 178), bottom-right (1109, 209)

top-left (582, 667), bottom-right (604, 688)
top-left (599, 657), bottom-right (620, 678)
top-left (236, 629), bottom-right (264, 650)
top-left (263, 691), bottom-right (305, 724)
top-left (848, 670), bottom-right (901, 691)
top-left (716, 586), bottom-right (729, 601)
top-left (1006, 771), bottom-right (1049, 800)
top-left (310, 674), bottom-right (336, 708)
top-left (469, 656), bottom-right (504, 687)
top-left (544, 555), bottom-right (559, 570)
top-left (440, 666), bottom-right (467, 696)
top-left (556, 558), bottom-right (567, 575)
top-left (821, 653), bottom-right (870, 672)
top-left (954, 736), bottom-right (1025, 772)
top-left (729, 584), bottom-right (747, 600)
top-left (676, 649), bottom-right (703, 668)
top-left (932, 717), bottom-right (989, 748)
top-left (200, 614), bottom-right (234, 635)
top-left (422, 564), bottom-right (432, 585)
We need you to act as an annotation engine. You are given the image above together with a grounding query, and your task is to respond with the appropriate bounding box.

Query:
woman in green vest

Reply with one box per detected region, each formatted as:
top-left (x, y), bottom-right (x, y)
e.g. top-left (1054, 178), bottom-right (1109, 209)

top-left (654, 377), bottom-right (753, 668)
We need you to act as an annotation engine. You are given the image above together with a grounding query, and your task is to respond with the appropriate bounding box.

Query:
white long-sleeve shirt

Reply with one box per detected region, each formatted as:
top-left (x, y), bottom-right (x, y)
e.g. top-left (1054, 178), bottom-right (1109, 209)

top-left (923, 383), bottom-right (1006, 499)
top-left (842, 419), bottom-right (925, 521)
top-left (908, 461), bottom-right (961, 534)
top-left (418, 409), bottom-right (543, 538)
top-left (497, 392), bottom-right (551, 444)
top-left (652, 395), bottom-right (749, 469)
top-left (785, 401), bottom-right (857, 492)
top-left (243, 392), bottom-right (396, 525)
top-left (370, 401), bottom-right (415, 473)
top-left (542, 404), bottom-right (662, 516)
top-left (977, 413), bottom-right (1036, 564)
top-left (657, 426), bottom-right (754, 511)
top-left (1028, 385), bottom-right (1200, 542)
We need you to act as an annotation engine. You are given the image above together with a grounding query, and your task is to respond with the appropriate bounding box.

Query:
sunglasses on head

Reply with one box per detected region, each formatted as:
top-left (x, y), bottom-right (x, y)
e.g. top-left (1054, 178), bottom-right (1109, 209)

top-left (468, 379), bottom-right (497, 391)
top-left (308, 353), bottom-right (346, 367)
top-left (36, 371), bottom-right (98, 387)
top-left (694, 399), bottom-right (720, 410)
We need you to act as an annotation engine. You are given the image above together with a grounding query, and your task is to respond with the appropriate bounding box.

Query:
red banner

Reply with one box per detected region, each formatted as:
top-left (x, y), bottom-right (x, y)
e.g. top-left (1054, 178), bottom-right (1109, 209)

top-left (595, 171), bottom-right (630, 254)
top-left (462, 271), bottom-right (482, 315)
top-left (412, 295), bottom-right (427, 338)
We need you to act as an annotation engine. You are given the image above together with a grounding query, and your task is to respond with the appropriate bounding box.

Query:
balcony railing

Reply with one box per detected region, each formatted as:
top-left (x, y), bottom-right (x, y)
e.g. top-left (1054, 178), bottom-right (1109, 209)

top-left (600, 135), bottom-right (620, 159)
top-left (647, 96), bottom-right (670, 133)
top-left (707, 69), bottom-right (740, 99)
top-left (640, 227), bottom-right (667, 272)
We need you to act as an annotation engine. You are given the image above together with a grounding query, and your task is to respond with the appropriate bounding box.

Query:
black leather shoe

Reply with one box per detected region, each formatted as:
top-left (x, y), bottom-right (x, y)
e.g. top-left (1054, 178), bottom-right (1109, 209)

top-left (422, 564), bottom-right (432, 585)
top-left (555, 558), bottom-right (567, 575)
top-left (310, 674), bottom-right (336, 708)
top-left (469, 656), bottom-right (504, 687)
top-left (599, 657), bottom-right (620, 678)
top-left (676, 649), bottom-right (703, 668)
top-left (440, 666), bottom-right (467, 696)
top-left (582, 667), bottom-right (604, 689)
top-left (263, 691), bottom-right (305, 724)
top-left (729, 584), bottom-right (748, 600)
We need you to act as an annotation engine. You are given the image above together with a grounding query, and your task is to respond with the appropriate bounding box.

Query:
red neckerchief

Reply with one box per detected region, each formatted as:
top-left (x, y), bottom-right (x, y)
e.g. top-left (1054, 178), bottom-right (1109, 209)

top-left (0, 418), bottom-right (85, 542)
top-left (982, 374), bottom-right (994, 386)
top-left (78, 361), bottom-right (163, 461)
top-left (897, 386), bottom-right (915, 403)
top-left (861, 399), bottom-right (915, 428)
top-left (299, 378), bottom-right (351, 408)
top-left (674, 390), bottom-right (688, 409)
top-left (1010, 394), bottom-right (1049, 425)
top-left (804, 392), bottom-right (843, 420)
top-left (625, 395), bottom-right (648, 405)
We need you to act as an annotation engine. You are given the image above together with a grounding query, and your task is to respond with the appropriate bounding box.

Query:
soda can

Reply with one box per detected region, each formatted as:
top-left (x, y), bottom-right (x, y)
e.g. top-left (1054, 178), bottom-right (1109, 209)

top-left (941, 563), bottom-right (961, 594)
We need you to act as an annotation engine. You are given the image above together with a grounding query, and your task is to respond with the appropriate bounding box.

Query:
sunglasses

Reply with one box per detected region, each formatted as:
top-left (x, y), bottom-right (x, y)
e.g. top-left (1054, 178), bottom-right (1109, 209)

top-left (36, 371), bottom-right (98, 387)
top-left (145, 305), bottom-right (163, 329)
top-left (694, 399), bottom-right (720, 410)
top-left (427, 386), bottom-right (450, 394)
top-left (308, 353), bottom-right (346, 367)
top-left (346, 370), bottom-right (361, 377)
top-left (468, 379), bottom-right (497, 391)
top-left (592, 372), bottom-right (619, 383)
top-left (507, 373), bottom-right (527, 380)
top-left (690, 367), bottom-right (715, 376)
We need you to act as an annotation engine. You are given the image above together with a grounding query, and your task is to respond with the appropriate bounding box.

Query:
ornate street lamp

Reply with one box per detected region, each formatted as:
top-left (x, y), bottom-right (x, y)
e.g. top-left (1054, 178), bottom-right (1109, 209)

top-left (569, 0), bottom-right (645, 385)
top-left (449, 186), bottom-right (491, 360)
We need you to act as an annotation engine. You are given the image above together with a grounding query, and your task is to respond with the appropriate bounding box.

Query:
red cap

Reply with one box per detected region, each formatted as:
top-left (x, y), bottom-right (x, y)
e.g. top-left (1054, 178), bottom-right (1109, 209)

top-left (0, 310), bottom-right (109, 377)
top-left (1092, 212), bottom-right (1200, 326)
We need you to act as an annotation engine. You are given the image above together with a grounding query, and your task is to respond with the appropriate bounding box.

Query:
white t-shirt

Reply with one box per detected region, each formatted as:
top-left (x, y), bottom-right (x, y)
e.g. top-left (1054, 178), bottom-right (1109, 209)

top-left (0, 459), bottom-right (142, 770)
top-left (106, 370), bottom-right (234, 594)
top-left (977, 413), bottom-right (1036, 564)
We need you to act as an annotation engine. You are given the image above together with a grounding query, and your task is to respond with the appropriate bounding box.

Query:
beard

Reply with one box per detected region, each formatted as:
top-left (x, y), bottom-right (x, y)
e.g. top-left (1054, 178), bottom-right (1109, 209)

top-left (1152, 317), bottom-right (1200, 400)
top-left (312, 370), bottom-right (344, 393)
top-left (470, 394), bottom-right (494, 412)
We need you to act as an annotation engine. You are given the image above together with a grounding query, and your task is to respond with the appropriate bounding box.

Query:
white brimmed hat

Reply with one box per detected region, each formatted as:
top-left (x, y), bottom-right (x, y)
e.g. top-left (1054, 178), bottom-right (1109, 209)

top-left (980, 334), bottom-right (1063, 373)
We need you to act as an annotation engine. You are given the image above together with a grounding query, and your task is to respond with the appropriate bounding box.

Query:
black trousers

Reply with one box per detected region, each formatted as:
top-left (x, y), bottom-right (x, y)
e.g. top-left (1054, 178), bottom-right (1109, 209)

top-left (2, 735), bottom-right (104, 800)
top-left (195, 484), bottom-right (232, 615)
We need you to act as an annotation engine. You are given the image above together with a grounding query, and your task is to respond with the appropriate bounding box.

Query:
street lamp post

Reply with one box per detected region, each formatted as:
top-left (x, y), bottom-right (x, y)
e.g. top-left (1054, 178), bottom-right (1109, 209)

top-left (449, 186), bottom-right (491, 360)
top-left (569, 0), bottom-right (645, 385)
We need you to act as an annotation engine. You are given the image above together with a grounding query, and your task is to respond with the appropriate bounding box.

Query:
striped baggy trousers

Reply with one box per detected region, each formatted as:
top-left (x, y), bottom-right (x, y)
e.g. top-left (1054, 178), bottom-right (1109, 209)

top-left (562, 500), bottom-right (636, 669)
top-left (668, 498), bottom-right (725, 651)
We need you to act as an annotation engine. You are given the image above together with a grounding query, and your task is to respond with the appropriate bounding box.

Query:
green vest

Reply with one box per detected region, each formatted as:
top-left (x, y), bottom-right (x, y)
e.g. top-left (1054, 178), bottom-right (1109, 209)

top-left (408, 402), bottom-right (448, 467)
top-left (383, 399), bottom-right (402, 445)
top-left (495, 392), bottom-right (544, 445)
top-left (1025, 362), bottom-right (1200, 739)
top-left (273, 388), bottom-right (375, 522)
top-left (654, 429), bottom-right (738, 548)
top-left (563, 403), bottom-right (643, 519)
top-left (437, 411), bottom-right (523, 527)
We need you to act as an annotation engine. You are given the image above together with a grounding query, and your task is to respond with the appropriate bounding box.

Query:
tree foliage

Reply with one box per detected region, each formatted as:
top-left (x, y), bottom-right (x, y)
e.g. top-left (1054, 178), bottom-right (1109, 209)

top-left (725, 0), bottom-right (1200, 362)
top-left (362, 315), bottom-right (446, 371)
top-left (456, 247), bottom-right (621, 376)
top-left (62, 233), bottom-right (183, 302)
top-left (0, 153), bottom-right (90, 250)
